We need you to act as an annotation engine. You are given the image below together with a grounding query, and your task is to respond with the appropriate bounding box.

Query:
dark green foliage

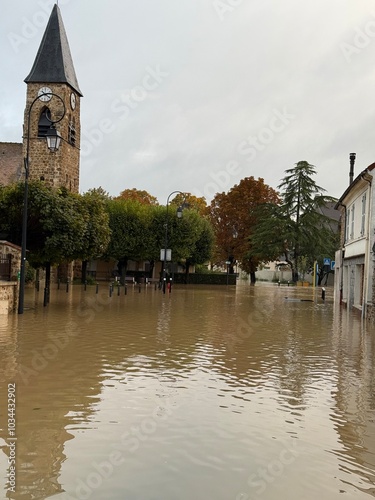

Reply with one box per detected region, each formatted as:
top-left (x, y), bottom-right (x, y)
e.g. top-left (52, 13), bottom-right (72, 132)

top-left (0, 181), bottom-right (110, 268)
top-left (0, 182), bottom-right (214, 284)
top-left (104, 199), bottom-right (215, 282)
top-left (250, 161), bottom-right (339, 281)
top-left (173, 273), bottom-right (236, 285)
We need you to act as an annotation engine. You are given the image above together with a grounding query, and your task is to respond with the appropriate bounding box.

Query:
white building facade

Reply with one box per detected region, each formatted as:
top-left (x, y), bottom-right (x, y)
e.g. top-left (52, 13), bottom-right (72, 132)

top-left (335, 163), bottom-right (375, 319)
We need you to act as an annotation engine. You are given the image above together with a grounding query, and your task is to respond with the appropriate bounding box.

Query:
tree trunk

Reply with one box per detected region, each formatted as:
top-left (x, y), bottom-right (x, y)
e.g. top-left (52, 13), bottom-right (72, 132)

top-left (149, 260), bottom-right (155, 279)
top-left (44, 262), bottom-right (51, 306)
top-left (249, 271), bottom-right (256, 285)
top-left (118, 257), bottom-right (128, 285)
top-left (285, 253), bottom-right (297, 283)
top-left (35, 268), bottom-right (40, 289)
top-left (81, 260), bottom-right (88, 284)
top-left (185, 260), bottom-right (191, 284)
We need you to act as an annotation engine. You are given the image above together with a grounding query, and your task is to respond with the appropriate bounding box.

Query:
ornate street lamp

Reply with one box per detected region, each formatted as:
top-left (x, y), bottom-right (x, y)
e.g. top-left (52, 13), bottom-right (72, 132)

top-left (18, 92), bottom-right (65, 314)
top-left (45, 126), bottom-right (62, 152)
top-left (161, 191), bottom-right (186, 294)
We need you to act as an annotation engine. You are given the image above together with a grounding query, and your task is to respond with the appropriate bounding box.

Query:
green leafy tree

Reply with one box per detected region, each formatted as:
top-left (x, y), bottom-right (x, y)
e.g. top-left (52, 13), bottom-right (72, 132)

top-left (0, 182), bottom-right (111, 289)
top-left (184, 216), bottom-right (215, 281)
top-left (251, 161), bottom-right (339, 282)
top-left (148, 205), bottom-right (195, 259)
top-left (0, 182), bottom-right (83, 265)
top-left (105, 198), bottom-right (150, 283)
top-left (146, 204), bottom-right (213, 281)
top-left (78, 190), bottom-right (111, 283)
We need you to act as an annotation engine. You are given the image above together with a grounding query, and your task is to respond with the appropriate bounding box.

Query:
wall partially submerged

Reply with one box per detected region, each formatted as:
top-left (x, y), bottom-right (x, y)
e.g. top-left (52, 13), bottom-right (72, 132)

top-left (0, 241), bottom-right (21, 313)
top-left (0, 282), bottom-right (18, 314)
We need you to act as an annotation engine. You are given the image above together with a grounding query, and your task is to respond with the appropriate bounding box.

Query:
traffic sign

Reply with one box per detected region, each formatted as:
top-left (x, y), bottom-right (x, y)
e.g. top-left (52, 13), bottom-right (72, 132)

top-left (331, 261), bottom-right (335, 270)
top-left (323, 257), bottom-right (331, 266)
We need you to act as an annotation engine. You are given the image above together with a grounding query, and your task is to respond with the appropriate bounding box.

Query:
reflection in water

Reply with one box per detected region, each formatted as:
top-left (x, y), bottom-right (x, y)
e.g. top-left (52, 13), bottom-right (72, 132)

top-left (330, 306), bottom-right (375, 495)
top-left (0, 283), bottom-right (375, 498)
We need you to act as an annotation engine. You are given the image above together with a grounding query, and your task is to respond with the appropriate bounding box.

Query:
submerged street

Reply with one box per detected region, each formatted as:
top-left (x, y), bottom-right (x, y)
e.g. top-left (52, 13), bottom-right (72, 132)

top-left (1, 282), bottom-right (375, 499)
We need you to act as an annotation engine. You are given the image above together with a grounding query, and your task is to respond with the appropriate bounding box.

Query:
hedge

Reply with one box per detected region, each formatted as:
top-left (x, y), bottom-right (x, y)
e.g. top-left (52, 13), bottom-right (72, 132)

top-left (172, 273), bottom-right (237, 285)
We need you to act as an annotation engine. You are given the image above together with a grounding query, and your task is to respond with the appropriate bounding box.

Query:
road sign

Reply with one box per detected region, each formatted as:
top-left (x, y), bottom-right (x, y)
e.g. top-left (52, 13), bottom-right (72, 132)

top-left (323, 257), bottom-right (331, 266)
top-left (160, 249), bottom-right (171, 261)
top-left (331, 261), bottom-right (335, 270)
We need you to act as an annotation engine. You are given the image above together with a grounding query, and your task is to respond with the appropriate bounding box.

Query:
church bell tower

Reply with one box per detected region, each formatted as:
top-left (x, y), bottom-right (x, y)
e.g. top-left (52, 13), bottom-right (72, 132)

top-left (23, 4), bottom-right (82, 193)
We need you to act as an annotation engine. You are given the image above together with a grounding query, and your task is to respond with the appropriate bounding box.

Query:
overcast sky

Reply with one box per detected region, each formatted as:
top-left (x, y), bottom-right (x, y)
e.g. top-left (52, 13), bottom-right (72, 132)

top-left (1, 0), bottom-right (374, 204)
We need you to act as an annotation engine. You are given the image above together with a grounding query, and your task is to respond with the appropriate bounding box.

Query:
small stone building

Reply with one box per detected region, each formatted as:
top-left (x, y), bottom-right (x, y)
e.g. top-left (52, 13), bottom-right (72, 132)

top-left (0, 241), bottom-right (21, 313)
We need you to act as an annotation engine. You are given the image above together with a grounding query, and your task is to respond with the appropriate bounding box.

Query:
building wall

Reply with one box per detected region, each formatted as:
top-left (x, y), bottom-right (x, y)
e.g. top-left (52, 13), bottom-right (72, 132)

top-left (344, 187), bottom-right (368, 245)
top-left (255, 269), bottom-right (293, 282)
top-left (338, 171), bottom-right (374, 318)
top-left (0, 283), bottom-right (18, 314)
top-left (368, 261), bottom-right (375, 321)
top-left (342, 253), bottom-right (365, 311)
top-left (0, 143), bottom-right (23, 185)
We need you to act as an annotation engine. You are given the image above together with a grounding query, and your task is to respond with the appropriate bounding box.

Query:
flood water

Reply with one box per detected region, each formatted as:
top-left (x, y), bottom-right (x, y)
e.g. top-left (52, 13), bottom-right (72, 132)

top-left (1, 282), bottom-right (375, 500)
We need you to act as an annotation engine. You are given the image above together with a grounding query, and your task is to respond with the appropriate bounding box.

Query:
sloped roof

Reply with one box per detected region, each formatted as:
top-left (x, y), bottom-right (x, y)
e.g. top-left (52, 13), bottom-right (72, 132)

top-left (335, 162), bottom-right (375, 208)
top-left (24, 4), bottom-right (82, 96)
top-left (317, 201), bottom-right (341, 222)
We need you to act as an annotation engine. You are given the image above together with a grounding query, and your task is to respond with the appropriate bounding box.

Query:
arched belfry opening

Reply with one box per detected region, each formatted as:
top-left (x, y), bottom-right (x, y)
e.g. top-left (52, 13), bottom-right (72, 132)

top-left (68, 114), bottom-right (76, 146)
top-left (38, 107), bottom-right (51, 137)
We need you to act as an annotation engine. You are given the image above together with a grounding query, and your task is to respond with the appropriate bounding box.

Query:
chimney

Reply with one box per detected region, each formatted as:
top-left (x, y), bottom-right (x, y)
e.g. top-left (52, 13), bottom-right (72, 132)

top-left (349, 153), bottom-right (356, 185)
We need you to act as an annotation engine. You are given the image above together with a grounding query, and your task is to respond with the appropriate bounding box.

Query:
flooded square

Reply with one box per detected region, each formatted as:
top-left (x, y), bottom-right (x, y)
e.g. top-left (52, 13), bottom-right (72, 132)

top-left (1, 282), bottom-right (375, 499)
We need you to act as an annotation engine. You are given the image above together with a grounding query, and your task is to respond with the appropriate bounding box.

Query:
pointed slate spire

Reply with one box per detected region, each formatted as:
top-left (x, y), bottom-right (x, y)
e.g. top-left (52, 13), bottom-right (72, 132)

top-left (24, 4), bottom-right (82, 96)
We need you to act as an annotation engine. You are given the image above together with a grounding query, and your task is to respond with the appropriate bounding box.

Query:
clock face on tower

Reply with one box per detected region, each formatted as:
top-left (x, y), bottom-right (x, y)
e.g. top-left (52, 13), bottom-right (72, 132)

top-left (70, 92), bottom-right (76, 110)
top-left (38, 86), bottom-right (52, 101)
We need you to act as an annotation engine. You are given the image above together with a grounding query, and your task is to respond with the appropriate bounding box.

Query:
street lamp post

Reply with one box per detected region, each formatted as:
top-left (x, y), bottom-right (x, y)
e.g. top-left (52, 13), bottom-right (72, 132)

top-left (18, 91), bottom-right (65, 314)
top-left (161, 191), bottom-right (186, 294)
top-left (225, 228), bottom-right (237, 286)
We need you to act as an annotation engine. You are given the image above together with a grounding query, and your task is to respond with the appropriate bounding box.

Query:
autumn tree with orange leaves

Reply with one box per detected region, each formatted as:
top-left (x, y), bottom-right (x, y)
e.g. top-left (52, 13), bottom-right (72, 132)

top-left (208, 177), bottom-right (279, 283)
top-left (170, 193), bottom-right (208, 216)
top-left (116, 188), bottom-right (158, 205)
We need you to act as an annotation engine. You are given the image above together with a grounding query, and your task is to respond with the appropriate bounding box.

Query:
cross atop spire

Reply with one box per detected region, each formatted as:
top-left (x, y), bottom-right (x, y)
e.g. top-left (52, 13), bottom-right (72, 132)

top-left (24, 4), bottom-right (82, 96)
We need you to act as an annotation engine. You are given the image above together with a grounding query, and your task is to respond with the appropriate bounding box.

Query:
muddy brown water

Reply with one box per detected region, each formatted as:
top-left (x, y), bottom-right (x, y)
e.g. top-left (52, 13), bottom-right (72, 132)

top-left (1, 282), bottom-right (375, 499)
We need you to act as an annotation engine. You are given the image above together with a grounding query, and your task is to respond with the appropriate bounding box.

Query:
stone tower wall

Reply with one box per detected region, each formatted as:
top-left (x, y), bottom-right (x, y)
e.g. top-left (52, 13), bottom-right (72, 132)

top-left (23, 82), bottom-right (80, 193)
